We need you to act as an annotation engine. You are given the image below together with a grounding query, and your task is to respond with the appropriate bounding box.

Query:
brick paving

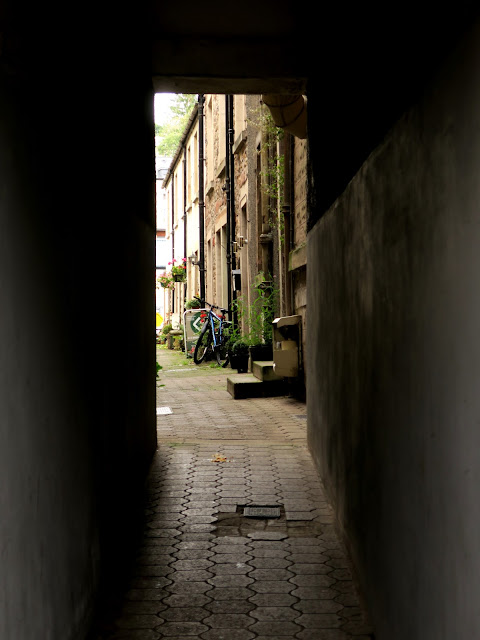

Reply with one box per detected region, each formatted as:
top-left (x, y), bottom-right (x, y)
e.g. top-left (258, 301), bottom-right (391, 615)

top-left (91, 347), bottom-right (374, 639)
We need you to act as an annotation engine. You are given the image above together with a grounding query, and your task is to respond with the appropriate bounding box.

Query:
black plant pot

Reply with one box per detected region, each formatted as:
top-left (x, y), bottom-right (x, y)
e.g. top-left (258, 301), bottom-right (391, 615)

top-left (230, 353), bottom-right (249, 373)
top-left (249, 344), bottom-right (273, 362)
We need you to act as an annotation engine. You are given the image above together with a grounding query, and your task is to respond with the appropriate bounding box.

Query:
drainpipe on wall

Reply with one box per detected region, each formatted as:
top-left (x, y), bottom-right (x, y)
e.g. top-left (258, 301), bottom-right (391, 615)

top-left (280, 134), bottom-right (293, 316)
top-left (225, 94), bottom-right (236, 317)
top-left (224, 95), bottom-right (232, 312)
top-left (183, 143), bottom-right (187, 306)
top-left (171, 178), bottom-right (175, 262)
top-left (261, 94), bottom-right (307, 139)
top-left (198, 94), bottom-right (206, 303)
top-left (171, 176), bottom-right (175, 314)
top-left (228, 96), bottom-right (238, 327)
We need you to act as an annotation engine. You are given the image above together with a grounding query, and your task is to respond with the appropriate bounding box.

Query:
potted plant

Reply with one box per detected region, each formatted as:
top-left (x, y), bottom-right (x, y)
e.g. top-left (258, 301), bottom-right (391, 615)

top-left (185, 297), bottom-right (202, 309)
top-left (157, 273), bottom-right (175, 290)
top-left (229, 338), bottom-right (250, 373)
top-left (169, 258), bottom-right (187, 282)
top-left (246, 273), bottom-right (277, 362)
top-left (158, 322), bottom-right (172, 345)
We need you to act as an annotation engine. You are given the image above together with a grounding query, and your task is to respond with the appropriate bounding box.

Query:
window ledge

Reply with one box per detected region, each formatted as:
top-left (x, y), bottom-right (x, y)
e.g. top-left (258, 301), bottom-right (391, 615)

top-left (288, 242), bottom-right (307, 271)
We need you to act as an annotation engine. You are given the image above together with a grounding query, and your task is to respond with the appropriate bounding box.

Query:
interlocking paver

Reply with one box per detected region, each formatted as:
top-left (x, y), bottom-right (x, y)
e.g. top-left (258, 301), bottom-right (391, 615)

top-left (248, 547), bottom-right (289, 558)
top-left (203, 613), bottom-right (254, 628)
top-left (200, 630), bottom-right (255, 640)
top-left (205, 600), bottom-right (255, 614)
top-left (209, 553), bottom-right (252, 564)
top-left (170, 559), bottom-right (214, 571)
top-left (166, 582), bottom-right (213, 594)
top-left (293, 600), bottom-right (344, 614)
top-left (249, 606), bottom-right (301, 621)
top-left (250, 581), bottom-right (296, 594)
top-left (289, 563), bottom-right (333, 575)
top-left (207, 574), bottom-right (253, 588)
top-left (247, 557), bottom-right (291, 569)
top-left (207, 587), bottom-right (254, 600)
top-left (290, 586), bottom-right (339, 600)
top-left (89, 348), bottom-right (374, 640)
top-left (208, 563), bottom-right (251, 575)
top-left (162, 593), bottom-right (212, 607)
top-left (247, 621), bottom-right (303, 635)
top-left (154, 621), bottom-right (209, 635)
top-left (174, 549), bottom-right (213, 560)
top-left (159, 607), bottom-right (209, 621)
top-left (175, 540), bottom-right (214, 550)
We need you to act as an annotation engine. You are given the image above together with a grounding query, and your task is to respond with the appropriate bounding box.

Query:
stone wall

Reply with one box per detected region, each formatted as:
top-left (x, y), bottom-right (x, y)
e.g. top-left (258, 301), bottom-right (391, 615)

top-left (205, 94), bottom-right (226, 306)
top-left (291, 136), bottom-right (308, 375)
top-left (0, 11), bottom-right (157, 638)
top-left (307, 20), bottom-right (480, 639)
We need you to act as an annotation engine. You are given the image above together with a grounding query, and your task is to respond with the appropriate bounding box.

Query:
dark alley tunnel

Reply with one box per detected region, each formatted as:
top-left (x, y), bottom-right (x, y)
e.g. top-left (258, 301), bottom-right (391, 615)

top-left (1, 1), bottom-right (480, 638)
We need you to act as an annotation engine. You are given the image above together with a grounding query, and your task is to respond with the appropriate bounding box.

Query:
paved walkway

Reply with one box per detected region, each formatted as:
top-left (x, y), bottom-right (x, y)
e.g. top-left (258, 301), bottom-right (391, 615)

top-left (92, 347), bottom-right (374, 639)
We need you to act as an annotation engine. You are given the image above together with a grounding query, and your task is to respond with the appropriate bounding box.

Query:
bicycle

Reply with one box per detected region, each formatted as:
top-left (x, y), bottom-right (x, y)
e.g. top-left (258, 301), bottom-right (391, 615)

top-left (193, 297), bottom-right (231, 367)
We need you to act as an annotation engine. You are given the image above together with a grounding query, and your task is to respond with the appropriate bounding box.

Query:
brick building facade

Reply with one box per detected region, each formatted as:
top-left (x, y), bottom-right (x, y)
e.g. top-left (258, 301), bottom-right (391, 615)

top-left (162, 93), bottom-right (308, 385)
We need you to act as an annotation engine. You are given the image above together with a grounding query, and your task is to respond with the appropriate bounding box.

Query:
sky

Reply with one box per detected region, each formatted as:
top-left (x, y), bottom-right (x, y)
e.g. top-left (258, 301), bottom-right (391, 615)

top-left (154, 93), bottom-right (176, 125)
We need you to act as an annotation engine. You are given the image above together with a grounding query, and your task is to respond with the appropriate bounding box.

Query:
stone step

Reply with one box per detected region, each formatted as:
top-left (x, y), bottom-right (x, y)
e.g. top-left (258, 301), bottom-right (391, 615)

top-left (251, 360), bottom-right (283, 382)
top-left (227, 373), bottom-right (287, 399)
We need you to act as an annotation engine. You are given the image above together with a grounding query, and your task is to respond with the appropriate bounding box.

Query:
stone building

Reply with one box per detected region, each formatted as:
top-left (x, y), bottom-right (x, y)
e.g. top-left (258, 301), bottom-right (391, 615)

top-left (186, 93), bottom-right (308, 384)
top-left (161, 105), bottom-right (201, 328)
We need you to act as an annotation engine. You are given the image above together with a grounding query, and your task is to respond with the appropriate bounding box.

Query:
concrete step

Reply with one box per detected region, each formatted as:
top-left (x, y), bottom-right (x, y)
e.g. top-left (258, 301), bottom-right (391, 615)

top-left (251, 360), bottom-right (283, 382)
top-left (227, 373), bottom-right (287, 399)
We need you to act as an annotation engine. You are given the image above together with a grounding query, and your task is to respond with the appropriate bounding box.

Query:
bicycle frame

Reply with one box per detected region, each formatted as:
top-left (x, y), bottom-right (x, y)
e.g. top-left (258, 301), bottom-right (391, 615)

top-left (193, 297), bottom-right (231, 366)
top-left (202, 304), bottom-right (227, 348)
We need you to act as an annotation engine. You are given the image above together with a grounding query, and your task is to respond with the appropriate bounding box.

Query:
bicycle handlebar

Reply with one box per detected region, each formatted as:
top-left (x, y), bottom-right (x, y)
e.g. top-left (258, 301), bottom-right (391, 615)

top-left (194, 296), bottom-right (228, 314)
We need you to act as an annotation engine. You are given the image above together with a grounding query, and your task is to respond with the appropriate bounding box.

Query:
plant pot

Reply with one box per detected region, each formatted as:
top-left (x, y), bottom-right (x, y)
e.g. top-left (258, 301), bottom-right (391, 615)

top-left (230, 353), bottom-right (249, 373)
top-left (173, 273), bottom-right (186, 282)
top-left (249, 344), bottom-right (273, 362)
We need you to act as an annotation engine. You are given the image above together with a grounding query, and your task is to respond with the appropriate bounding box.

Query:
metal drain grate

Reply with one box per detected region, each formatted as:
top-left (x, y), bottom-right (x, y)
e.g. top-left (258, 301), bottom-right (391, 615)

top-left (243, 506), bottom-right (281, 518)
top-left (156, 407), bottom-right (173, 415)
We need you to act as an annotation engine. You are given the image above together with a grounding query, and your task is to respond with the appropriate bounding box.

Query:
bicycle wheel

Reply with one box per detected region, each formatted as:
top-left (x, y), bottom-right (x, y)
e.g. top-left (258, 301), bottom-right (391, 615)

top-left (215, 342), bottom-right (230, 367)
top-left (194, 325), bottom-right (213, 364)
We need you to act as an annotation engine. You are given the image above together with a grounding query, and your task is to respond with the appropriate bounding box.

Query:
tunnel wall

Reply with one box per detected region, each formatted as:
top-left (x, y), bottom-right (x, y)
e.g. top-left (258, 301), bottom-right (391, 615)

top-left (0, 13), bottom-right (157, 640)
top-left (307, 20), bottom-right (480, 639)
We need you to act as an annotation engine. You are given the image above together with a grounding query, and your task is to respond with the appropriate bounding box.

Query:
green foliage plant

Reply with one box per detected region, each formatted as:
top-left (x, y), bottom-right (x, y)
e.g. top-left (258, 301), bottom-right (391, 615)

top-left (241, 272), bottom-right (278, 347)
top-left (155, 94), bottom-right (197, 157)
top-left (224, 273), bottom-right (278, 360)
top-left (249, 105), bottom-right (285, 241)
top-left (161, 323), bottom-right (173, 336)
top-left (230, 338), bottom-right (250, 356)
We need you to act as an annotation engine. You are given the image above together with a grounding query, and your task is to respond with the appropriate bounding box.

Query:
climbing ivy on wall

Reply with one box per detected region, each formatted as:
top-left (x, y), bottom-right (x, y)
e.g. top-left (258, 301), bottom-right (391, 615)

top-left (249, 105), bottom-right (286, 243)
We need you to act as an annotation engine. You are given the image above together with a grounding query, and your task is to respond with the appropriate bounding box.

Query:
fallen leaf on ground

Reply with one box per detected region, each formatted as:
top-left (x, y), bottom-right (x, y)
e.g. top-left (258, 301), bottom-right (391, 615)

top-left (211, 454), bottom-right (228, 463)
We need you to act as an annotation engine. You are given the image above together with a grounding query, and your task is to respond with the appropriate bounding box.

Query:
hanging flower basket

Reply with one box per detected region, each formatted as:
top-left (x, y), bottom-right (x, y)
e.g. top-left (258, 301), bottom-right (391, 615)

top-left (156, 274), bottom-right (174, 290)
top-left (169, 258), bottom-right (187, 283)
